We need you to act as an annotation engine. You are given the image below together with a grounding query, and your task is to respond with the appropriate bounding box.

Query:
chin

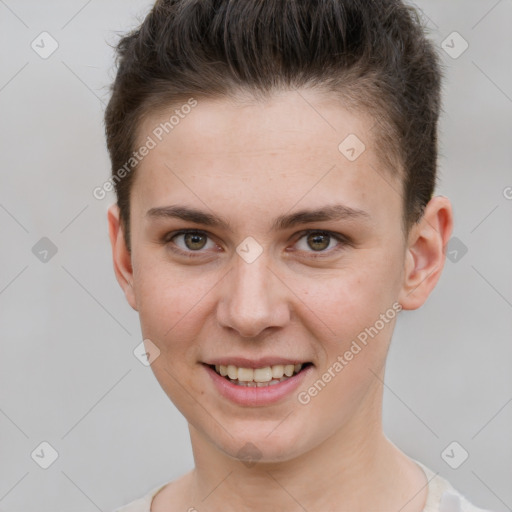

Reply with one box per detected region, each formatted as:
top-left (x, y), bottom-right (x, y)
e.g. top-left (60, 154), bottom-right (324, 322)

top-left (210, 421), bottom-right (315, 465)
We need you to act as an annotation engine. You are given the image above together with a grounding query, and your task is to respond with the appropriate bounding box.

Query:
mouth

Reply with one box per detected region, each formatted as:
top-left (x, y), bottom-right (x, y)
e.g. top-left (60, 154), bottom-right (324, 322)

top-left (206, 362), bottom-right (313, 387)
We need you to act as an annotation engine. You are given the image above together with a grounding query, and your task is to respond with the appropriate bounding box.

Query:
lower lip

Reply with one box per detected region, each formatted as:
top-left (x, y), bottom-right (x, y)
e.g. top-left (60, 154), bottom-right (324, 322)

top-left (204, 364), bottom-right (313, 406)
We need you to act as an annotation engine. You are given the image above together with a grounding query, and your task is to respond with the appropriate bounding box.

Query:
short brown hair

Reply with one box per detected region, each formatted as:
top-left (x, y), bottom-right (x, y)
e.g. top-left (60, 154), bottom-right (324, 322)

top-left (104, 0), bottom-right (443, 249)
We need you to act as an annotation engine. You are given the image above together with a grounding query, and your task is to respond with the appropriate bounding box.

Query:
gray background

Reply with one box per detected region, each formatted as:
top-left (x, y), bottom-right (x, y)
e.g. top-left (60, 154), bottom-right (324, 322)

top-left (0, 1), bottom-right (511, 511)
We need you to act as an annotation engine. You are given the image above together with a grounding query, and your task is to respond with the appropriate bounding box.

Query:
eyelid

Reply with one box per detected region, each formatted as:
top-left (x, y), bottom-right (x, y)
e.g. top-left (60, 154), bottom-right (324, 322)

top-left (163, 228), bottom-right (350, 258)
top-left (164, 228), bottom-right (212, 243)
top-left (288, 229), bottom-right (350, 257)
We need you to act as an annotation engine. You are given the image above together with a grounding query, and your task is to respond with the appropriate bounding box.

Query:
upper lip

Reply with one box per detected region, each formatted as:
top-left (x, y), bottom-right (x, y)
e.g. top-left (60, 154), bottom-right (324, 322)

top-left (203, 357), bottom-right (310, 368)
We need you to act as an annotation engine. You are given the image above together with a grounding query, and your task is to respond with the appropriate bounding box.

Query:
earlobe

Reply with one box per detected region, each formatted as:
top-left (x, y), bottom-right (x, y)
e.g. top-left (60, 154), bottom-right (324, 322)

top-left (107, 204), bottom-right (138, 311)
top-left (398, 196), bottom-right (453, 310)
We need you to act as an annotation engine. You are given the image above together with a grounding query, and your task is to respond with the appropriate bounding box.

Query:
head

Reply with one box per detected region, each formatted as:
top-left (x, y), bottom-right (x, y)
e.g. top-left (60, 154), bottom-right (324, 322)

top-left (105, 0), bottom-right (452, 465)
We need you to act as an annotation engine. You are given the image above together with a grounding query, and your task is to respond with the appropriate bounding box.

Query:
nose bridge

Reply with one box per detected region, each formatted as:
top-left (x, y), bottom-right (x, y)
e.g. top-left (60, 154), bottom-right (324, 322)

top-left (218, 250), bottom-right (288, 337)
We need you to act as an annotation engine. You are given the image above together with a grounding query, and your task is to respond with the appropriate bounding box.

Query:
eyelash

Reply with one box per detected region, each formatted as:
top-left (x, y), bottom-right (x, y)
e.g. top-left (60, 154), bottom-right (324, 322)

top-left (163, 229), bottom-right (349, 259)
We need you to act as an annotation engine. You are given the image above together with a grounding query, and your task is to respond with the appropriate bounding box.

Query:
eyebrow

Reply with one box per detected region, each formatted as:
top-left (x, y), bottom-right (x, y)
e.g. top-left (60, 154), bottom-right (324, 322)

top-left (146, 204), bottom-right (371, 231)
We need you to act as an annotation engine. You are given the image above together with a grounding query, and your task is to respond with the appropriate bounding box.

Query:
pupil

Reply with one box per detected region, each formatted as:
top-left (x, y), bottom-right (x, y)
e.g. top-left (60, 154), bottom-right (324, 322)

top-left (308, 233), bottom-right (329, 251)
top-left (185, 233), bottom-right (206, 250)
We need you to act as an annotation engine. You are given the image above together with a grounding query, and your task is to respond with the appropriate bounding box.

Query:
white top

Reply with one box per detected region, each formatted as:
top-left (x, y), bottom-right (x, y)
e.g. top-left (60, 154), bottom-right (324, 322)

top-left (113, 461), bottom-right (492, 512)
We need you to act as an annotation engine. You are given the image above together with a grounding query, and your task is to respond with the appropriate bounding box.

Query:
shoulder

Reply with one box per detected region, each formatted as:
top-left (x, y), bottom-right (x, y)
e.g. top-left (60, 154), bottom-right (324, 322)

top-left (437, 488), bottom-right (493, 512)
top-left (112, 482), bottom-right (169, 512)
top-left (417, 461), bottom-right (494, 512)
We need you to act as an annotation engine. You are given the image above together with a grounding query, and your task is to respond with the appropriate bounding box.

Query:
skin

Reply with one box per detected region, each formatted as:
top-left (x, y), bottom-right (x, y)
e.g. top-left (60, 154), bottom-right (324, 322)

top-left (108, 88), bottom-right (453, 512)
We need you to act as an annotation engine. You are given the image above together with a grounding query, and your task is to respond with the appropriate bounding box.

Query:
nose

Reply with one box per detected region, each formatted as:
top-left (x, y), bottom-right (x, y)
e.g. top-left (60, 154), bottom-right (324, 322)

top-left (216, 252), bottom-right (290, 339)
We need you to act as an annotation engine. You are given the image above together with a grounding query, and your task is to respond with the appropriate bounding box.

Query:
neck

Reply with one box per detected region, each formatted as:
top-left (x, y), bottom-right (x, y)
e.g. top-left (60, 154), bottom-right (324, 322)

top-left (180, 389), bottom-right (427, 512)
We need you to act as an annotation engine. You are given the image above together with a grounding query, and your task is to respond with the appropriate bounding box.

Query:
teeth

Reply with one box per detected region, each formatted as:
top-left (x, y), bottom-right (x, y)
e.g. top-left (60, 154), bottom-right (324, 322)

top-left (284, 365), bottom-right (294, 377)
top-left (254, 367), bottom-right (273, 382)
top-left (271, 365), bottom-right (284, 378)
top-left (238, 367), bottom-right (254, 382)
top-left (236, 379), bottom-right (283, 387)
top-left (213, 363), bottom-right (304, 384)
top-left (227, 365), bottom-right (238, 380)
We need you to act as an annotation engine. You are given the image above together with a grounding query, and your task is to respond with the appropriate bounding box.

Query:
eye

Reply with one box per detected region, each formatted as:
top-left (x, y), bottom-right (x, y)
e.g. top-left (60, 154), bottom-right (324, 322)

top-left (293, 230), bottom-right (347, 255)
top-left (166, 229), bottom-right (218, 256)
top-left (163, 228), bottom-right (349, 259)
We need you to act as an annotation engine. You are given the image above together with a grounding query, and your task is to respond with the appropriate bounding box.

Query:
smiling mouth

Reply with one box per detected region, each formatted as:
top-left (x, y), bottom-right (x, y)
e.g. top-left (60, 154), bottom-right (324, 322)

top-left (208, 363), bottom-right (313, 387)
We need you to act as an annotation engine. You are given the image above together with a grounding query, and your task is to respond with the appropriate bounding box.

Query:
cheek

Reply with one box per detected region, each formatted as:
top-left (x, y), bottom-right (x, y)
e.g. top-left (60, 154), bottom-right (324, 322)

top-left (297, 259), bottom-right (399, 337)
top-left (294, 267), bottom-right (400, 431)
top-left (293, 248), bottom-right (403, 389)
top-left (132, 262), bottom-right (216, 412)
top-left (132, 255), bottom-right (218, 353)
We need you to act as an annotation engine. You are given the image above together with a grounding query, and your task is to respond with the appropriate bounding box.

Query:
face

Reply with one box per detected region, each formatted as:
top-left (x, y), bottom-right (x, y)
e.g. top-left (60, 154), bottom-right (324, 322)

top-left (111, 89), bottom-right (425, 463)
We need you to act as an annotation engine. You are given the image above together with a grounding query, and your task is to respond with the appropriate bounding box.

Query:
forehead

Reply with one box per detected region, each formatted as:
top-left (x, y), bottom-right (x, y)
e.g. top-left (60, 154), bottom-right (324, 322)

top-left (133, 89), bottom-right (402, 227)
top-left (139, 89), bottom-right (374, 162)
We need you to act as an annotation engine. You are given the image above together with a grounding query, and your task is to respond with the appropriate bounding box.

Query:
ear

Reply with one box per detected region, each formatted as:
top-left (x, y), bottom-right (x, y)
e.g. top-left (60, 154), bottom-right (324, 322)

top-left (107, 204), bottom-right (138, 311)
top-left (398, 195), bottom-right (454, 310)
